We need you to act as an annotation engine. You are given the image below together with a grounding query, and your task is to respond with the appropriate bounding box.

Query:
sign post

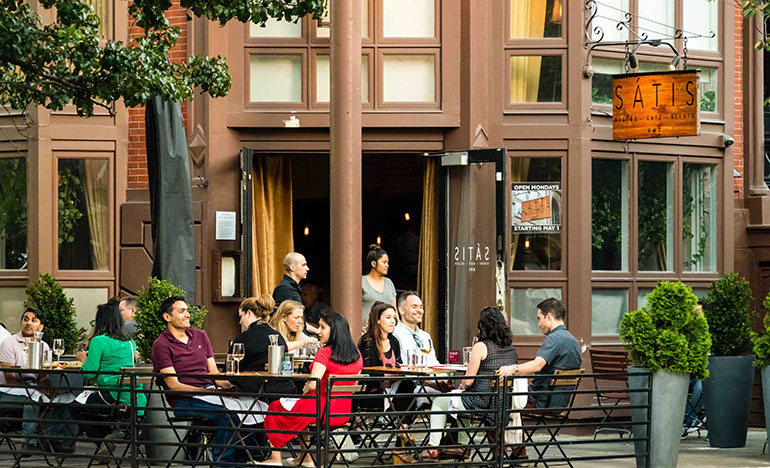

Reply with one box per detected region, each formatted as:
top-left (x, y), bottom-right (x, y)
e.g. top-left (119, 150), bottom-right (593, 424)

top-left (612, 70), bottom-right (700, 140)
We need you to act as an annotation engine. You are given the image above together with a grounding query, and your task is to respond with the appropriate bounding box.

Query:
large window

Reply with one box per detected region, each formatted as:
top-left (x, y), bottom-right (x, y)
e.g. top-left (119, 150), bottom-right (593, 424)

top-left (511, 287), bottom-right (562, 335)
top-left (246, 0), bottom-right (441, 109)
top-left (590, 157), bottom-right (720, 335)
top-left (58, 158), bottom-right (110, 271)
top-left (506, 1), bottom-right (565, 108)
top-left (0, 158), bottom-right (27, 270)
top-left (511, 157), bottom-right (562, 271)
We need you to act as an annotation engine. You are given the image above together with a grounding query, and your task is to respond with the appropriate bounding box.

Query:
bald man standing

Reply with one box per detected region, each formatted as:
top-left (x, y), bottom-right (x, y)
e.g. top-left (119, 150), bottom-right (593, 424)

top-left (272, 252), bottom-right (309, 309)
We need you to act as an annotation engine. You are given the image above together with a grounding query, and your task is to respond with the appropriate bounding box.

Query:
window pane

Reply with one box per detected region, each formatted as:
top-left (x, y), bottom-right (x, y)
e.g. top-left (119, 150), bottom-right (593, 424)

top-left (683, 164), bottom-right (717, 272)
top-left (591, 58), bottom-right (625, 104)
top-left (693, 67), bottom-right (718, 112)
top-left (510, 55), bottom-right (562, 103)
top-left (511, 288), bottom-right (562, 335)
top-left (510, 0), bottom-right (562, 39)
top-left (250, 17), bottom-right (302, 38)
top-left (0, 288), bottom-right (26, 329)
top-left (591, 0), bottom-right (628, 42)
top-left (249, 55), bottom-right (302, 102)
top-left (511, 158), bottom-right (562, 270)
top-left (317, 1), bottom-right (368, 38)
top-left (315, 54), bottom-right (369, 103)
top-left (683, 0), bottom-right (718, 51)
top-left (638, 161), bottom-right (673, 271)
top-left (383, 0), bottom-right (434, 38)
top-left (592, 289), bottom-right (629, 335)
top-left (0, 158), bottom-right (27, 270)
top-left (637, 61), bottom-right (669, 73)
top-left (58, 159), bottom-right (109, 271)
top-left (638, 0), bottom-right (675, 40)
top-left (82, 0), bottom-right (109, 38)
top-left (592, 159), bottom-right (629, 271)
top-left (383, 55), bottom-right (435, 102)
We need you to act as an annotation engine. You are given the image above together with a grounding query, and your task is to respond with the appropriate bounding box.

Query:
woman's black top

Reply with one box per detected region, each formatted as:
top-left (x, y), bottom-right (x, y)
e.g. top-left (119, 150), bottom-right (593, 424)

top-left (232, 321), bottom-right (296, 398)
top-left (461, 339), bottom-right (518, 417)
top-left (357, 333), bottom-right (402, 394)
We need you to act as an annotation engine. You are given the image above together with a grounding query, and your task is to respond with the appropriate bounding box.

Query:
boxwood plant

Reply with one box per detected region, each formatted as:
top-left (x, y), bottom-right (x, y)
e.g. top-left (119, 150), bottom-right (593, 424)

top-left (619, 281), bottom-right (711, 379)
top-left (702, 273), bottom-right (754, 357)
top-left (753, 290), bottom-right (770, 369)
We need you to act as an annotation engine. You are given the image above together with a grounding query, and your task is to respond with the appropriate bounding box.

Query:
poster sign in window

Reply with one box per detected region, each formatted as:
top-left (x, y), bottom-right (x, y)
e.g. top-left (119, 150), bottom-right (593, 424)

top-left (512, 183), bottom-right (561, 233)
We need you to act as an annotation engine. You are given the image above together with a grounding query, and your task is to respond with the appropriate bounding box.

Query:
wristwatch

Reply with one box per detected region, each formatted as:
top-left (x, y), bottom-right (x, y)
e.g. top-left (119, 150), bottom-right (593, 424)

top-left (513, 365), bottom-right (520, 374)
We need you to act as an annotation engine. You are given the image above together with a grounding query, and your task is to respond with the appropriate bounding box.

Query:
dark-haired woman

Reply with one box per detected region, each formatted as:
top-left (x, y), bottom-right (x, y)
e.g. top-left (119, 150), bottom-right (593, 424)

top-left (357, 301), bottom-right (417, 463)
top-left (421, 306), bottom-right (518, 461)
top-left (361, 244), bottom-right (396, 326)
top-left (262, 311), bottom-right (363, 467)
top-left (74, 303), bottom-right (147, 440)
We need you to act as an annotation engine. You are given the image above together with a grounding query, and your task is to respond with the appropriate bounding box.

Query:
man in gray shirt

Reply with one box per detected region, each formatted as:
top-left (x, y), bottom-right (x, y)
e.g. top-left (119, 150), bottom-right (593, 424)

top-left (499, 298), bottom-right (581, 408)
top-left (119, 296), bottom-right (138, 335)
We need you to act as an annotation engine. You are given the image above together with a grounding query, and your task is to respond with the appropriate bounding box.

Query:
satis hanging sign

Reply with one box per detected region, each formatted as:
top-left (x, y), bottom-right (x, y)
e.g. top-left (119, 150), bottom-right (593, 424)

top-left (612, 70), bottom-right (700, 140)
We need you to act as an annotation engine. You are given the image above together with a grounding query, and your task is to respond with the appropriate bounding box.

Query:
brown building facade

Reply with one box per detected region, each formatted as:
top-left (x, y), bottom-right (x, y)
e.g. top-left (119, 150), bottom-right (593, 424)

top-left (3, 0), bottom-right (767, 361)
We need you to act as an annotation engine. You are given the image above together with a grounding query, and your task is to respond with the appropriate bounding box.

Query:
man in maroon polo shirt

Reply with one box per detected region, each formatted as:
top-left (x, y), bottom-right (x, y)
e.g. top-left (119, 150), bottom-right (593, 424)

top-left (151, 296), bottom-right (238, 465)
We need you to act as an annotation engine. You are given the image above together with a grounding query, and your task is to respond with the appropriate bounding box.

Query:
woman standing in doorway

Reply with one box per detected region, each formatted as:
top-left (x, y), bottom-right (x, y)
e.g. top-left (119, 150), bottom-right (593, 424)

top-left (362, 244), bottom-right (397, 327)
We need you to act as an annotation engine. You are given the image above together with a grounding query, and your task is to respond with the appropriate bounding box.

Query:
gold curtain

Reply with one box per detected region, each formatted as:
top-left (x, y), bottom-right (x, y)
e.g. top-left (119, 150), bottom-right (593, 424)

top-left (418, 158), bottom-right (439, 339)
top-left (510, 0), bottom-right (547, 102)
top-left (510, 159), bottom-right (530, 268)
top-left (251, 156), bottom-right (294, 296)
top-left (82, 159), bottom-right (109, 270)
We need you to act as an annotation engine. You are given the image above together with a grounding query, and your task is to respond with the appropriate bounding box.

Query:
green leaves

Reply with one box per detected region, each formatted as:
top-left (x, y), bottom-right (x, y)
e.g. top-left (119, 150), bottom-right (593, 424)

top-left (702, 273), bottom-right (755, 356)
top-left (0, 0), bottom-right (325, 115)
top-left (24, 274), bottom-right (86, 354)
top-left (619, 281), bottom-right (711, 379)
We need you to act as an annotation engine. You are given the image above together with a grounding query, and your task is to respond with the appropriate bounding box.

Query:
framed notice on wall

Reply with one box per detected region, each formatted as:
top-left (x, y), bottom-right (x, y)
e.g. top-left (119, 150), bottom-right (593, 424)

top-left (512, 183), bottom-right (561, 234)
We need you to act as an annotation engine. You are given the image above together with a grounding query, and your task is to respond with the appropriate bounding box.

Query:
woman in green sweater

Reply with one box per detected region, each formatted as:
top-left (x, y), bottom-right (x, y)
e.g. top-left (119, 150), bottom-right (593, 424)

top-left (74, 303), bottom-right (146, 439)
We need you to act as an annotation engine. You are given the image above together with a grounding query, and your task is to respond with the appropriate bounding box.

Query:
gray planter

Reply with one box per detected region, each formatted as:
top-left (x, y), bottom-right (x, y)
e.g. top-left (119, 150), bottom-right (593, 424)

top-left (629, 367), bottom-right (689, 468)
top-left (762, 366), bottom-right (770, 454)
top-left (703, 355), bottom-right (755, 447)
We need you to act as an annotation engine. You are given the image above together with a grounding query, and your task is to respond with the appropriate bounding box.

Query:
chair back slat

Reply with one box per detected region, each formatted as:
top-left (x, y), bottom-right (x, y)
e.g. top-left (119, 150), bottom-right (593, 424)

top-left (550, 368), bottom-right (584, 387)
top-left (589, 348), bottom-right (629, 382)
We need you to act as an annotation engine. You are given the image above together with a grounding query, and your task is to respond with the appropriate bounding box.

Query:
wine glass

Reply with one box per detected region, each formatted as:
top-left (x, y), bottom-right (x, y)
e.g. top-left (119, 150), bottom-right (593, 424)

top-left (53, 339), bottom-right (64, 365)
top-left (231, 343), bottom-right (245, 375)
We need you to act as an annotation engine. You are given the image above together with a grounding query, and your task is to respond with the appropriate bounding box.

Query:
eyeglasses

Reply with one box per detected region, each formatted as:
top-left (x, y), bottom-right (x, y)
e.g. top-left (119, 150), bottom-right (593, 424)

top-left (385, 362), bottom-right (395, 368)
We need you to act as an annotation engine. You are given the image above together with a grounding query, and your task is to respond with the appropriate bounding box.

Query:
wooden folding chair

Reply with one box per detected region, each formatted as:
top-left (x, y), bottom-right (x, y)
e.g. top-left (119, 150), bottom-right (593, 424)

top-left (588, 348), bottom-right (632, 438)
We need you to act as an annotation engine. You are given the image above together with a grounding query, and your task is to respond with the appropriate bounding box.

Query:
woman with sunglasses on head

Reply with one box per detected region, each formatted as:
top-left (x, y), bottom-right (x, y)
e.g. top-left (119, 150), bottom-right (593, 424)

top-left (261, 311), bottom-right (363, 467)
top-left (421, 306), bottom-right (519, 461)
top-left (357, 301), bottom-right (418, 463)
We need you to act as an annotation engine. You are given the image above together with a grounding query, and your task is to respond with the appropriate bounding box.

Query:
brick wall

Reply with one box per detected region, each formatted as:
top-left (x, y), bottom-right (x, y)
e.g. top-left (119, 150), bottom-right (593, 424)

top-left (734, 5), bottom-right (744, 198)
top-left (127, 1), bottom-right (189, 189)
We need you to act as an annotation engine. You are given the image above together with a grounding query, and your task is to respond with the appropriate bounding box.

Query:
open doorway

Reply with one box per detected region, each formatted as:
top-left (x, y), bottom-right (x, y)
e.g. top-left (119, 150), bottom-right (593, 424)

top-left (290, 153), bottom-right (425, 303)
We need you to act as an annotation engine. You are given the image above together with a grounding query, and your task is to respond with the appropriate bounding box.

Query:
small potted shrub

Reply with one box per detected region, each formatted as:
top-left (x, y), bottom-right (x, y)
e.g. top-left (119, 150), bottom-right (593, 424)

top-left (24, 273), bottom-right (85, 353)
top-left (619, 281), bottom-right (710, 468)
top-left (753, 293), bottom-right (770, 452)
top-left (135, 276), bottom-right (207, 361)
top-left (702, 273), bottom-right (755, 448)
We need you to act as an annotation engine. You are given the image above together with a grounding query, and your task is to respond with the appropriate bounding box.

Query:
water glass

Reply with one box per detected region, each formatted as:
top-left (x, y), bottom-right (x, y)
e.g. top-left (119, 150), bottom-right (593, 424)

top-left (42, 348), bottom-right (52, 368)
top-left (268, 334), bottom-right (279, 346)
top-left (225, 354), bottom-right (236, 375)
top-left (406, 349), bottom-right (418, 368)
top-left (462, 347), bottom-right (473, 366)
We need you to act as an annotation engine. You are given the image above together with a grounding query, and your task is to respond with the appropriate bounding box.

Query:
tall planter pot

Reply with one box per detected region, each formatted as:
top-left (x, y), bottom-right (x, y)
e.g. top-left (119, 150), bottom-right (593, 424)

top-left (703, 355), bottom-right (755, 448)
top-left (629, 367), bottom-right (689, 468)
top-left (762, 366), bottom-right (770, 453)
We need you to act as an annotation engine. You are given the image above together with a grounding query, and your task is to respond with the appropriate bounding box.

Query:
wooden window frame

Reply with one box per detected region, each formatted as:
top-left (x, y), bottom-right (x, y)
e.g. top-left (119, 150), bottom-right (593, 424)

top-left (504, 0), bottom-right (567, 47)
top-left (377, 48), bottom-right (441, 109)
top-left (504, 50), bottom-right (567, 112)
top-left (309, 0), bottom-right (375, 45)
top-left (0, 153), bottom-right (28, 278)
top-left (507, 281), bottom-right (567, 341)
top-left (309, 48), bottom-right (375, 109)
top-left (376, 0), bottom-right (441, 46)
top-left (244, 18), bottom-right (307, 46)
top-left (53, 152), bottom-right (115, 280)
top-left (507, 152), bottom-right (567, 279)
top-left (244, 49), bottom-right (308, 109)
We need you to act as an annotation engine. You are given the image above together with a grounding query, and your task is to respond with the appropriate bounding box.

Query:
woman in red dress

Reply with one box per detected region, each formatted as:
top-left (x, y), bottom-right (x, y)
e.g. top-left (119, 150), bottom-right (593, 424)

top-left (261, 310), bottom-right (363, 466)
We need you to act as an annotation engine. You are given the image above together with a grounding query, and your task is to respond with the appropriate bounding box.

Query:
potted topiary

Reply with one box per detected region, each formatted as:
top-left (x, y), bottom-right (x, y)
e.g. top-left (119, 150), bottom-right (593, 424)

top-left (753, 292), bottom-right (770, 454)
top-left (24, 273), bottom-right (86, 353)
top-left (619, 281), bottom-right (711, 468)
top-left (134, 276), bottom-right (207, 362)
top-left (701, 273), bottom-right (755, 448)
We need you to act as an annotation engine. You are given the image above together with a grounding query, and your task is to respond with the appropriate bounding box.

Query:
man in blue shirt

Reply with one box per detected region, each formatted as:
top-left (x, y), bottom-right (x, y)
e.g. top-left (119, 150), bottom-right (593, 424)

top-left (499, 298), bottom-right (581, 408)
